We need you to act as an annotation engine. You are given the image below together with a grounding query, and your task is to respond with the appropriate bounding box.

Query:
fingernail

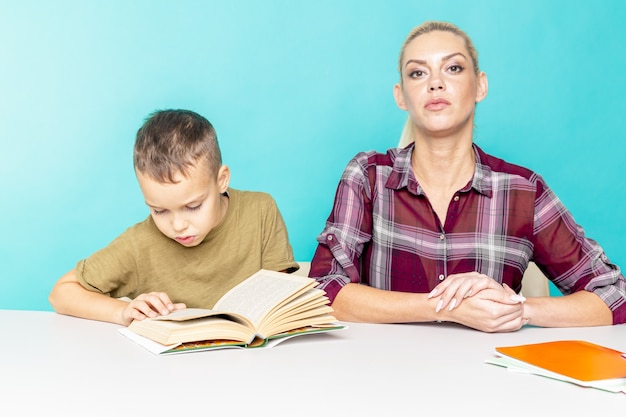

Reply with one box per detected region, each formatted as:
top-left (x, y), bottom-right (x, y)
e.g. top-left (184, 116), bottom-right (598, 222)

top-left (428, 288), bottom-right (438, 299)
top-left (510, 294), bottom-right (526, 303)
top-left (161, 309), bottom-right (169, 315)
top-left (448, 298), bottom-right (457, 311)
top-left (435, 299), bottom-right (443, 313)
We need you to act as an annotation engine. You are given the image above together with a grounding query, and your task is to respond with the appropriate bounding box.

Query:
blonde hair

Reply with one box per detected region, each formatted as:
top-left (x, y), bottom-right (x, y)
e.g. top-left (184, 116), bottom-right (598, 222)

top-left (398, 21), bottom-right (480, 148)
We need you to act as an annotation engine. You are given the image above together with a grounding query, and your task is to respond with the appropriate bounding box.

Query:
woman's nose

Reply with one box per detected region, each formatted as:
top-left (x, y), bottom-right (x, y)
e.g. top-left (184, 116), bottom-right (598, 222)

top-left (428, 74), bottom-right (445, 91)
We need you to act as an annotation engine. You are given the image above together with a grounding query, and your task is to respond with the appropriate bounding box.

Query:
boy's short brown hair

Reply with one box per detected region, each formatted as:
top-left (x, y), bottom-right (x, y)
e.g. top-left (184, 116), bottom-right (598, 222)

top-left (134, 109), bottom-right (222, 183)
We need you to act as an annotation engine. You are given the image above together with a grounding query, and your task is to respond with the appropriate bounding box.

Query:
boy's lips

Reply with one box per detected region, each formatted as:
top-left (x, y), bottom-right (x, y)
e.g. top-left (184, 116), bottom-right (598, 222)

top-left (175, 236), bottom-right (195, 244)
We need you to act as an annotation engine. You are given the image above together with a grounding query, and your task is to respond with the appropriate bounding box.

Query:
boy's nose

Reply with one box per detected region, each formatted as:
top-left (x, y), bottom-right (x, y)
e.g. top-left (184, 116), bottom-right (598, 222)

top-left (172, 215), bottom-right (189, 232)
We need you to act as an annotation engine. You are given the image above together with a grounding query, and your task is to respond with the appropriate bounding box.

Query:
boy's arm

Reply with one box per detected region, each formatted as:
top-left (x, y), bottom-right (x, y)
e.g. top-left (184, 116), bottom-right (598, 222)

top-left (48, 269), bottom-right (185, 326)
top-left (49, 269), bottom-right (130, 325)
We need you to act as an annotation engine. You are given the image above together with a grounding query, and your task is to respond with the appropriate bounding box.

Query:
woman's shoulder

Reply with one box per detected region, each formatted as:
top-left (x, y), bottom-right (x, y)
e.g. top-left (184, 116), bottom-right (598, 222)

top-left (475, 145), bottom-right (542, 183)
top-left (349, 146), bottom-right (407, 169)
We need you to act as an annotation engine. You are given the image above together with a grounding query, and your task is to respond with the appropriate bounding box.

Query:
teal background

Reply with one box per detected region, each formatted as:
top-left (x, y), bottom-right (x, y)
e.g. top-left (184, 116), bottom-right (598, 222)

top-left (1, 0), bottom-right (624, 310)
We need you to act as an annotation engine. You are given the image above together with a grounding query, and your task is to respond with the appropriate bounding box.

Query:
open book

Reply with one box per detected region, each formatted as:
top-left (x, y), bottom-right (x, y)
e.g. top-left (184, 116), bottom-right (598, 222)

top-left (119, 269), bottom-right (344, 355)
top-left (486, 340), bottom-right (626, 393)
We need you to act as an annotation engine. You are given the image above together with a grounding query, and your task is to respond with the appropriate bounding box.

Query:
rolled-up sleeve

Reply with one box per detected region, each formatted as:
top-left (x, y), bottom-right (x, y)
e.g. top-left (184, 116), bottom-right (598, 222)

top-left (310, 154), bottom-right (374, 303)
top-left (531, 178), bottom-right (626, 324)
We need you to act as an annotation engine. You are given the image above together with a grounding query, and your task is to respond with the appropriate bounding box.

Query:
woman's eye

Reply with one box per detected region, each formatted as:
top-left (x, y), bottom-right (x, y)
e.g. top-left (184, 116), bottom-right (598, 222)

top-left (449, 65), bottom-right (464, 73)
top-left (153, 209), bottom-right (167, 215)
top-left (409, 70), bottom-right (425, 78)
top-left (187, 204), bottom-right (202, 212)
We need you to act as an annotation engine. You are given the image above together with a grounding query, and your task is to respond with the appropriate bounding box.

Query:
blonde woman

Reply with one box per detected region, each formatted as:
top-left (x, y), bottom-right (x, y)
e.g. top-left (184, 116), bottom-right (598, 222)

top-left (310, 21), bottom-right (626, 332)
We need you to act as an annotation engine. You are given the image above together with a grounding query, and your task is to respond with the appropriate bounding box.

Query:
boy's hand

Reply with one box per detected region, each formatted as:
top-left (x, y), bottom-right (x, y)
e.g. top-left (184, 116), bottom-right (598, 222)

top-left (121, 292), bottom-right (187, 326)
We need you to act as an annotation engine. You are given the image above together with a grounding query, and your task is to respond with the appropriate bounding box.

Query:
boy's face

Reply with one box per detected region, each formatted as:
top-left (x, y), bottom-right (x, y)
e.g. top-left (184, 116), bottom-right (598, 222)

top-left (136, 159), bottom-right (230, 247)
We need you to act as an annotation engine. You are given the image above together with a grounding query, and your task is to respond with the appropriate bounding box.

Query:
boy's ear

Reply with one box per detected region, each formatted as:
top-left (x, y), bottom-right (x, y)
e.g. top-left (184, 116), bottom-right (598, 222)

top-left (217, 165), bottom-right (230, 193)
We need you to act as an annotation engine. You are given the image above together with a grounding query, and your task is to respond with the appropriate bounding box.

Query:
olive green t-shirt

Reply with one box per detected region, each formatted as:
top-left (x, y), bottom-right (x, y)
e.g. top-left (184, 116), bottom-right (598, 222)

top-left (75, 189), bottom-right (298, 308)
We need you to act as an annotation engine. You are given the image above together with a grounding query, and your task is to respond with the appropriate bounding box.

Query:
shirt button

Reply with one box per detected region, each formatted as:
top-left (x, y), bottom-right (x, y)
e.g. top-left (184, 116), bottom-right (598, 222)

top-left (438, 274), bottom-right (445, 281)
top-left (439, 234), bottom-right (445, 240)
top-left (453, 195), bottom-right (459, 202)
top-left (327, 235), bottom-right (333, 241)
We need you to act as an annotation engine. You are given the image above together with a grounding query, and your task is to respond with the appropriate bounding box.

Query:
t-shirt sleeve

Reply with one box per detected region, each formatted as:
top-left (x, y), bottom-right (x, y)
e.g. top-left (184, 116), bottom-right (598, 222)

top-left (255, 194), bottom-right (299, 273)
top-left (75, 229), bottom-right (140, 298)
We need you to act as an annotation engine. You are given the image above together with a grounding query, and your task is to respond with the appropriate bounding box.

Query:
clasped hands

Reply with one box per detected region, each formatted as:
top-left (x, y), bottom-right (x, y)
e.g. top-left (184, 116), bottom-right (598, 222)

top-left (427, 272), bottom-right (529, 333)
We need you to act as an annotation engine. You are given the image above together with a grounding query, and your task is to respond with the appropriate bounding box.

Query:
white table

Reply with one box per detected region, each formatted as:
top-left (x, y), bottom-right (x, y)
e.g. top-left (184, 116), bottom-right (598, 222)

top-left (1, 310), bottom-right (624, 416)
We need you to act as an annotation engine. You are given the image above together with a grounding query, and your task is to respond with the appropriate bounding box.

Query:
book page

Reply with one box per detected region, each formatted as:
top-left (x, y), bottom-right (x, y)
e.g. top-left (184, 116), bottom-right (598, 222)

top-left (128, 314), bottom-right (256, 345)
top-left (258, 288), bottom-right (330, 331)
top-left (495, 340), bottom-right (626, 382)
top-left (486, 355), bottom-right (626, 394)
top-left (213, 269), bottom-right (315, 328)
top-left (150, 308), bottom-right (228, 321)
top-left (119, 328), bottom-right (247, 355)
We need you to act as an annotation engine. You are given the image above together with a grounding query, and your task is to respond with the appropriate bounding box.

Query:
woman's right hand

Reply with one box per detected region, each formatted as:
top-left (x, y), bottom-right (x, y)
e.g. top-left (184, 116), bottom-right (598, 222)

top-left (428, 271), bottom-right (522, 312)
top-left (437, 284), bottom-right (529, 332)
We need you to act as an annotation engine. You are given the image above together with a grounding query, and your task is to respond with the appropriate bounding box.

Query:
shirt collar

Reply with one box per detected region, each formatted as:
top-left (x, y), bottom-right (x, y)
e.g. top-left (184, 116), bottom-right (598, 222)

top-left (386, 142), bottom-right (493, 198)
top-left (470, 145), bottom-right (493, 198)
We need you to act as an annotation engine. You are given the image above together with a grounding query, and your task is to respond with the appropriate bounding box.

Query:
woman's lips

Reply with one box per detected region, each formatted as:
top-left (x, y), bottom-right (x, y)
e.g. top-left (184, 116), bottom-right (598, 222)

top-left (425, 98), bottom-right (451, 111)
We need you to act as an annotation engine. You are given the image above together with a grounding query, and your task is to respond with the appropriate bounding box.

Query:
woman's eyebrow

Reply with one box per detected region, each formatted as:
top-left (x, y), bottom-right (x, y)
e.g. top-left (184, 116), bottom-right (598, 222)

top-left (404, 52), bottom-right (467, 68)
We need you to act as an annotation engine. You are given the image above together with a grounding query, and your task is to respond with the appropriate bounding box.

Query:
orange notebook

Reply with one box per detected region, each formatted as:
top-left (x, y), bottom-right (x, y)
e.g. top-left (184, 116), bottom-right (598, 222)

top-left (487, 340), bottom-right (626, 393)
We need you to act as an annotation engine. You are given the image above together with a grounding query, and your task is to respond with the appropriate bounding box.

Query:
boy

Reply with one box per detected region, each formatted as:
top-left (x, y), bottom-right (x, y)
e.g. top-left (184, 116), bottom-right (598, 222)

top-left (49, 109), bottom-right (299, 326)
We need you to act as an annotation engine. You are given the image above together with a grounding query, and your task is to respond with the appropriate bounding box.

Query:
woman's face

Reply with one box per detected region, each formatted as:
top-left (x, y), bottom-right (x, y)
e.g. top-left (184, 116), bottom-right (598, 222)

top-left (394, 30), bottom-right (487, 140)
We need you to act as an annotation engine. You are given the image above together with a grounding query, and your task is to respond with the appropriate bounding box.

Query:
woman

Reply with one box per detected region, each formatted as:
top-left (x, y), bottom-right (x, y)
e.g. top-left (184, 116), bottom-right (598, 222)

top-left (309, 21), bottom-right (626, 332)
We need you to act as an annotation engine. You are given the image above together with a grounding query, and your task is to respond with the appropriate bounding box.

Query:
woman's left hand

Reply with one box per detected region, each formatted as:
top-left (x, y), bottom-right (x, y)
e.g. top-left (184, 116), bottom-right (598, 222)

top-left (428, 271), bottom-right (525, 312)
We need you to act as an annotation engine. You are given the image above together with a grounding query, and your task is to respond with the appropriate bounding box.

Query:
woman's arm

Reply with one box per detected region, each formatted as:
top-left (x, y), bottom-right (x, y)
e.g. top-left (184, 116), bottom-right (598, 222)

top-left (331, 282), bottom-right (528, 332)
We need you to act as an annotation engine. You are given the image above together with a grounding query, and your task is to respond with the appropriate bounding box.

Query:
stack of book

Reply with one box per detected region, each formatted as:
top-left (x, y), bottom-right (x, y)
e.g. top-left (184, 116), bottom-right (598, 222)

top-left (486, 339), bottom-right (626, 393)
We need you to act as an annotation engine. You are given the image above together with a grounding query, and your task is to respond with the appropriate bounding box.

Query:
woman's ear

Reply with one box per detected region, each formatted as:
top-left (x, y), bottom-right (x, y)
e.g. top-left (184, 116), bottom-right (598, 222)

top-left (393, 83), bottom-right (408, 111)
top-left (217, 165), bottom-right (230, 193)
top-left (475, 72), bottom-right (488, 103)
